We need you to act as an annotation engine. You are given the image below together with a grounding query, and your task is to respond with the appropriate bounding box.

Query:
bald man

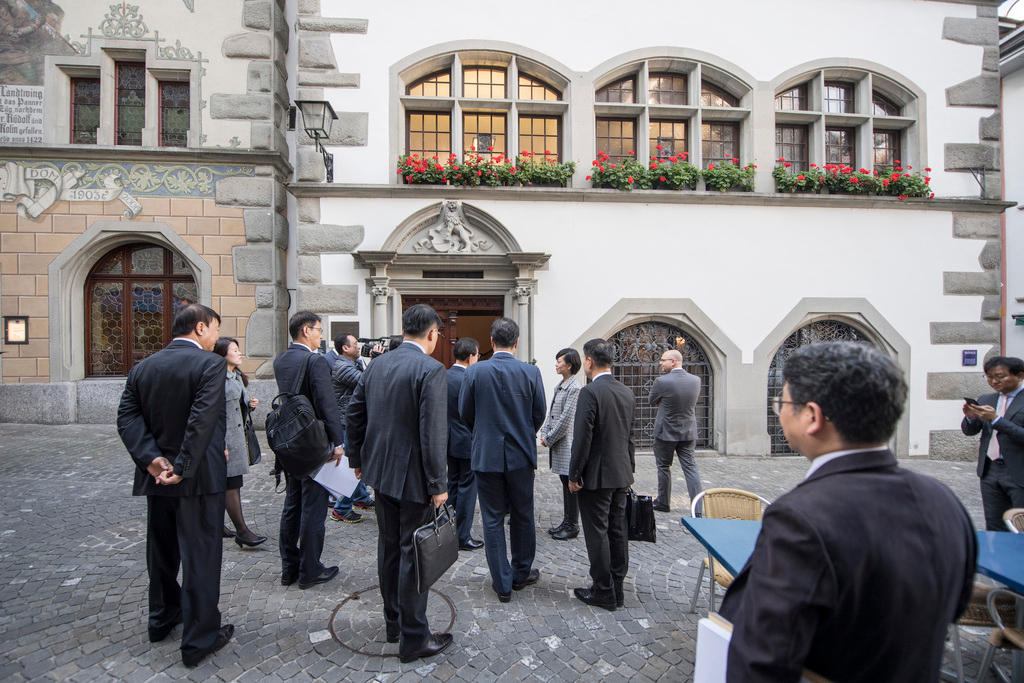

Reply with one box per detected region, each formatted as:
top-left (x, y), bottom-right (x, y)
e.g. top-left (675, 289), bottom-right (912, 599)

top-left (650, 349), bottom-right (703, 512)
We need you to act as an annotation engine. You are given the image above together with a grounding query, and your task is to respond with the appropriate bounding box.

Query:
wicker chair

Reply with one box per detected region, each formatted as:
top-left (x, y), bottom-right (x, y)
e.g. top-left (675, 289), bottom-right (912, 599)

top-left (974, 587), bottom-right (1024, 683)
top-left (946, 583), bottom-right (1018, 682)
top-left (1004, 508), bottom-right (1024, 533)
top-left (688, 488), bottom-right (770, 614)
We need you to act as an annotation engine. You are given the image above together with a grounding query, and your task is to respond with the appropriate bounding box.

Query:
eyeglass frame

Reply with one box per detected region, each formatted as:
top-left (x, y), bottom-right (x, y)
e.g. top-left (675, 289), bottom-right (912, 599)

top-left (770, 395), bottom-right (805, 417)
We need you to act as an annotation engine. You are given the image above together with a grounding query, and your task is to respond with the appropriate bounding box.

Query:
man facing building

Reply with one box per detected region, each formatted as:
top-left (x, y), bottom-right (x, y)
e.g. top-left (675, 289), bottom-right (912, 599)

top-left (273, 311), bottom-right (345, 590)
top-left (650, 348), bottom-right (702, 513)
top-left (117, 303), bottom-right (233, 668)
top-left (329, 333), bottom-right (374, 524)
top-left (346, 304), bottom-right (453, 663)
top-left (447, 337), bottom-right (483, 550)
top-left (459, 318), bottom-right (546, 603)
top-left (568, 338), bottom-right (636, 612)
top-left (962, 356), bottom-right (1024, 531)
top-left (719, 342), bottom-right (976, 682)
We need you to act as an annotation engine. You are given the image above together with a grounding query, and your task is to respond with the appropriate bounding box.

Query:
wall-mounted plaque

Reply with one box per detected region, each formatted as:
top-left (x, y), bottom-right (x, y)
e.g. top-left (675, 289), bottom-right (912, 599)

top-left (0, 85), bottom-right (44, 144)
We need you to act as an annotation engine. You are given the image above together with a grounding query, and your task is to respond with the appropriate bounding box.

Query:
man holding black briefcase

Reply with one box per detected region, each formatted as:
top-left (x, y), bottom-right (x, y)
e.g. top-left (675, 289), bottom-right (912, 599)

top-left (346, 304), bottom-right (453, 663)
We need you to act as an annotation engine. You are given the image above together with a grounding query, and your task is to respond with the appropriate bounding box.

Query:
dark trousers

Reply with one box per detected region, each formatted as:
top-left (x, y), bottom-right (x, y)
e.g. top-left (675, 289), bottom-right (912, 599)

top-left (559, 475), bottom-right (580, 527)
top-left (578, 487), bottom-right (629, 595)
top-left (447, 456), bottom-right (477, 544)
top-left (654, 438), bottom-right (702, 508)
top-left (279, 474), bottom-right (328, 581)
top-left (476, 467), bottom-right (536, 594)
top-left (147, 493), bottom-right (224, 657)
top-left (376, 493), bottom-right (433, 656)
top-left (981, 459), bottom-right (1024, 531)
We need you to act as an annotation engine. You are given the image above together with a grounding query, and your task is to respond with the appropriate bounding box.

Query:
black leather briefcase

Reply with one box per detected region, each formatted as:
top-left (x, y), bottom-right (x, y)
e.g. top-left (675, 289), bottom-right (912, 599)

top-left (626, 488), bottom-right (657, 543)
top-left (413, 503), bottom-right (459, 593)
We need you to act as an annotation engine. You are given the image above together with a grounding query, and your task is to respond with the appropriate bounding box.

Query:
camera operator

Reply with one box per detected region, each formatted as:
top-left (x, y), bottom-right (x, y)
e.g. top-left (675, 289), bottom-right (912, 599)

top-left (357, 336), bottom-right (398, 360)
top-left (329, 335), bottom-right (376, 523)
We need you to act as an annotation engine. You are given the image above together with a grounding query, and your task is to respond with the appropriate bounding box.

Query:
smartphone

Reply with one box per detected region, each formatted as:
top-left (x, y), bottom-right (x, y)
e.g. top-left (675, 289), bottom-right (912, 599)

top-left (963, 397), bottom-right (980, 406)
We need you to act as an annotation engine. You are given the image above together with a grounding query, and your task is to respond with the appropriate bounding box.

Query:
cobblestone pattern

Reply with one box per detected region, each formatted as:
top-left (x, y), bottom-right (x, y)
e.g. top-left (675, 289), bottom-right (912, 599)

top-left (0, 424), bottom-right (1011, 681)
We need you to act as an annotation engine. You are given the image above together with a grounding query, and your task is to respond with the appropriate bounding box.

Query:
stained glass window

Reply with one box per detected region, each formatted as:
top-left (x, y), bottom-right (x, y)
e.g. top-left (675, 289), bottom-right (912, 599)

top-left (86, 244), bottom-right (197, 377)
top-left (71, 78), bottom-right (100, 144)
top-left (160, 82), bottom-right (189, 147)
top-left (116, 62), bottom-right (146, 146)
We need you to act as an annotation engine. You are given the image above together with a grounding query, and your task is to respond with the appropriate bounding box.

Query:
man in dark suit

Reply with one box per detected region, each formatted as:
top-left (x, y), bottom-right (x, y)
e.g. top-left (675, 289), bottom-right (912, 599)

top-left (273, 311), bottom-right (345, 590)
top-left (447, 337), bottom-right (483, 550)
top-left (719, 342), bottom-right (976, 682)
top-left (459, 318), bottom-right (546, 603)
top-left (117, 303), bottom-right (234, 668)
top-left (346, 304), bottom-right (453, 663)
top-left (329, 333), bottom-right (374, 524)
top-left (567, 338), bottom-right (636, 612)
top-left (962, 355), bottom-right (1024, 531)
top-left (650, 348), bottom-right (702, 512)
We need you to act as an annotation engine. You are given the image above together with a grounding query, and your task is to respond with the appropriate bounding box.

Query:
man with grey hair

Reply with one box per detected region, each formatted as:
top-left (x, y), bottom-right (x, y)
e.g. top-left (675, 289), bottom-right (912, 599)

top-left (650, 347), bottom-right (702, 512)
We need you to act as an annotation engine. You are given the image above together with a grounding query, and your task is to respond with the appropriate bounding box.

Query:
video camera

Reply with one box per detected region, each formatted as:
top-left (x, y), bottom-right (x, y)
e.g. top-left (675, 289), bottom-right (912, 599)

top-left (357, 337), bottom-right (390, 359)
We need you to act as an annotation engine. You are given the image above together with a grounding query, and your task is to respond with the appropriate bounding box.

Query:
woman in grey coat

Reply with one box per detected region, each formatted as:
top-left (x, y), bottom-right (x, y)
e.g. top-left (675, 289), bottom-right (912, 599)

top-left (539, 348), bottom-right (582, 540)
top-left (214, 337), bottom-right (266, 548)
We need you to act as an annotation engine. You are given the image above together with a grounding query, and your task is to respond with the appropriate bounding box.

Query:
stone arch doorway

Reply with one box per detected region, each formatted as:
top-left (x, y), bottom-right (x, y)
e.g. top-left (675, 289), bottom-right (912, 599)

top-left (610, 321), bottom-right (715, 450)
top-left (766, 319), bottom-right (875, 455)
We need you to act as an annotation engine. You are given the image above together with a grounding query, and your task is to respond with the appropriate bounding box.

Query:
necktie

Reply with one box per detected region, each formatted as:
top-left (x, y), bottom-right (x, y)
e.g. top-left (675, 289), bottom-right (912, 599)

top-left (987, 394), bottom-right (1008, 460)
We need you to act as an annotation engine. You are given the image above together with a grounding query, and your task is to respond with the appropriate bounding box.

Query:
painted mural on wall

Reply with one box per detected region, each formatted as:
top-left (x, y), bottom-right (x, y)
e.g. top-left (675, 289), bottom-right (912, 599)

top-left (0, 159), bottom-right (254, 219)
top-left (0, 0), bottom-right (76, 85)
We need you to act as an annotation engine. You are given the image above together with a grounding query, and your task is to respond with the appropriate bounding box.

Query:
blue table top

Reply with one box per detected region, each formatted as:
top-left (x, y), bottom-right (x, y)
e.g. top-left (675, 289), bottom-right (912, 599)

top-left (682, 517), bottom-right (1024, 595)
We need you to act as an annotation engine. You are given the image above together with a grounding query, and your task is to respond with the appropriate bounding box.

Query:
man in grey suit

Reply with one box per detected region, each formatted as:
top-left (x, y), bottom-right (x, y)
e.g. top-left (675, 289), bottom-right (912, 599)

top-left (650, 348), bottom-right (702, 512)
top-left (459, 318), bottom-right (546, 603)
top-left (346, 304), bottom-right (453, 663)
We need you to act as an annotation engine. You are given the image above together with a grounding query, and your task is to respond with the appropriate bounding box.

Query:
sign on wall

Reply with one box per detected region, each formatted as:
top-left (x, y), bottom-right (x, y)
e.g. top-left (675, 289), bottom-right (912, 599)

top-left (0, 85), bottom-right (44, 144)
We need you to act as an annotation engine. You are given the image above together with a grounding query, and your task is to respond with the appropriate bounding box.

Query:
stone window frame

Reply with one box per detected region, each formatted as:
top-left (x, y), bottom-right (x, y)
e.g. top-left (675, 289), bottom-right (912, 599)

top-left (43, 42), bottom-right (201, 148)
top-left (47, 221), bottom-right (211, 383)
top-left (593, 57), bottom-right (752, 168)
top-left (397, 49), bottom-right (569, 168)
top-left (772, 63), bottom-right (923, 172)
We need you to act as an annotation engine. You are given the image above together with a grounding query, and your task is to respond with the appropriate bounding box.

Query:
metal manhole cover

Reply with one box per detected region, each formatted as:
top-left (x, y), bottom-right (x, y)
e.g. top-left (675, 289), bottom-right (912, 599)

top-left (328, 585), bottom-right (457, 657)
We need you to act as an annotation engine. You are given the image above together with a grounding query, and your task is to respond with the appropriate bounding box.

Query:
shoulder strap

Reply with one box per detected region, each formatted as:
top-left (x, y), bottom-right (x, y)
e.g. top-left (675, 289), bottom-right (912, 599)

top-left (293, 351), bottom-right (313, 395)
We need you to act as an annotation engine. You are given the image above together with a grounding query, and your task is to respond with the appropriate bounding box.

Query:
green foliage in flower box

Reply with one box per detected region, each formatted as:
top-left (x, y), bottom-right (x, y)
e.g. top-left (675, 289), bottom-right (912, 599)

top-left (701, 158), bottom-right (757, 192)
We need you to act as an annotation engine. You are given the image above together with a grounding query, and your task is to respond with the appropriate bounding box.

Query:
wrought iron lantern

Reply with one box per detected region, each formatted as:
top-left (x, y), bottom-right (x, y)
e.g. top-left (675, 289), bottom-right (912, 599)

top-left (293, 99), bottom-right (338, 182)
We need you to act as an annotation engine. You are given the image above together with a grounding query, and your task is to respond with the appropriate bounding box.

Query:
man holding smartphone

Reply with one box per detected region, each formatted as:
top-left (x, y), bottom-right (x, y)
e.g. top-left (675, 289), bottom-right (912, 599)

top-left (962, 356), bottom-right (1024, 531)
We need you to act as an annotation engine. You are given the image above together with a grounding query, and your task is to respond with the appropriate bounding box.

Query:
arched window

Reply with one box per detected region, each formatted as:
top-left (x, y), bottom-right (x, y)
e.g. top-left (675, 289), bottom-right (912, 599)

top-left (86, 243), bottom-right (197, 377)
top-left (766, 320), bottom-right (874, 455)
top-left (610, 321), bottom-right (715, 450)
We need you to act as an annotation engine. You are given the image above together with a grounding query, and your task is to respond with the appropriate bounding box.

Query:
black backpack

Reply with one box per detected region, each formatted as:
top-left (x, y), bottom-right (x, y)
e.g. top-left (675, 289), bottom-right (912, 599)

top-left (265, 354), bottom-right (332, 479)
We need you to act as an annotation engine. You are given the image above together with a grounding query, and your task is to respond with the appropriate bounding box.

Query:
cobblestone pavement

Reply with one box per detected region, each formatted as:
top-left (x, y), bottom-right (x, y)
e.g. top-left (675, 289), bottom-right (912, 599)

top-left (0, 424), bottom-right (1013, 681)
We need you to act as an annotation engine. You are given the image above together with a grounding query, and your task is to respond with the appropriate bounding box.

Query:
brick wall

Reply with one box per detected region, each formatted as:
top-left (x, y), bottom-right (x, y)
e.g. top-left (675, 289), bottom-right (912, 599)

top-left (0, 198), bottom-right (260, 383)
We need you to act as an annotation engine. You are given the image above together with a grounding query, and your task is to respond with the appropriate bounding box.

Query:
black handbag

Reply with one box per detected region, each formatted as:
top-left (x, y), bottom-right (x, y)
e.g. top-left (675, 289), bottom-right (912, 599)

top-left (412, 503), bottom-right (459, 594)
top-left (626, 488), bottom-right (657, 543)
top-left (242, 399), bottom-right (261, 466)
top-left (265, 354), bottom-right (331, 479)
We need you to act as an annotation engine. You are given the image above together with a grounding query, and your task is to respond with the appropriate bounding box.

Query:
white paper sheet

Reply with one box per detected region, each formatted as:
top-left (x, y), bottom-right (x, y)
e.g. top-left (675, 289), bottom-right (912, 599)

top-left (312, 456), bottom-right (359, 499)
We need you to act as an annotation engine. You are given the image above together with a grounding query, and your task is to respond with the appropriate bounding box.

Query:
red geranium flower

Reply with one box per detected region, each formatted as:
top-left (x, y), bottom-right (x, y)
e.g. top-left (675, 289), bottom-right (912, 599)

top-left (797, 175), bottom-right (805, 181)
top-left (849, 177), bottom-right (859, 183)
top-left (656, 145), bottom-right (663, 150)
top-left (627, 176), bottom-right (634, 183)
top-left (708, 163), bottom-right (715, 170)
top-left (778, 157), bottom-right (786, 162)
top-left (784, 162), bottom-right (791, 168)
top-left (585, 175), bottom-right (591, 180)
top-left (659, 176), bottom-right (667, 182)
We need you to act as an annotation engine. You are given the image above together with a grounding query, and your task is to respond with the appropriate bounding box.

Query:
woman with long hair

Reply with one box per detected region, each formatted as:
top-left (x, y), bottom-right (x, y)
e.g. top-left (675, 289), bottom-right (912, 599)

top-left (540, 348), bottom-right (582, 540)
top-left (213, 337), bottom-right (267, 548)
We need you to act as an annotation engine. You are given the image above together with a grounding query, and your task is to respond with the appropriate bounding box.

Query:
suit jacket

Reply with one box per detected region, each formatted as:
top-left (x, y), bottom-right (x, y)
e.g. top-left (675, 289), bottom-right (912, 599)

top-left (273, 343), bottom-right (344, 447)
top-left (962, 390), bottom-right (1024, 485)
top-left (718, 449), bottom-right (976, 683)
top-left (346, 342), bottom-right (447, 503)
top-left (568, 374), bottom-right (636, 489)
top-left (446, 364), bottom-right (472, 460)
top-left (331, 355), bottom-right (364, 430)
top-left (117, 339), bottom-right (228, 497)
top-left (649, 368), bottom-right (700, 442)
top-left (458, 351), bottom-right (546, 473)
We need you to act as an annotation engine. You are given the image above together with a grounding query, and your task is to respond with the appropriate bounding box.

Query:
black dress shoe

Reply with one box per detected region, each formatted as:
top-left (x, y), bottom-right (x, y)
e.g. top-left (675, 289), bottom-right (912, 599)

top-left (547, 521), bottom-right (566, 535)
top-left (552, 524), bottom-right (579, 540)
top-left (234, 533), bottom-right (267, 548)
top-left (148, 613), bottom-right (182, 643)
top-left (459, 538), bottom-right (484, 551)
top-left (495, 589), bottom-right (512, 603)
top-left (399, 632), bottom-right (453, 663)
top-left (298, 565), bottom-right (339, 589)
top-left (574, 587), bottom-right (617, 612)
top-left (182, 624), bottom-right (234, 668)
top-left (652, 503), bottom-right (670, 513)
top-left (222, 526), bottom-right (235, 538)
top-left (281, 571), bottom-right (298, 586)
top-left (512, 568), bottom-right (540, 591)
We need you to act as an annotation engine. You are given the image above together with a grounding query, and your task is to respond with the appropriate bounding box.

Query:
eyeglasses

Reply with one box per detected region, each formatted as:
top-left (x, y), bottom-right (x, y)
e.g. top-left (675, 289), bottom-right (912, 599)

top-left (310, 326), bottom-right (323, 334)
top-left (770, 396), bottom-right (804, 416)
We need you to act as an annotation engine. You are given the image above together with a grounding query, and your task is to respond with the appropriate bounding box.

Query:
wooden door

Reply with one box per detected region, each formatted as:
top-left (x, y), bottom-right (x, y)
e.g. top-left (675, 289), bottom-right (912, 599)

top-left (402, 295), bottom-right (504, 367)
